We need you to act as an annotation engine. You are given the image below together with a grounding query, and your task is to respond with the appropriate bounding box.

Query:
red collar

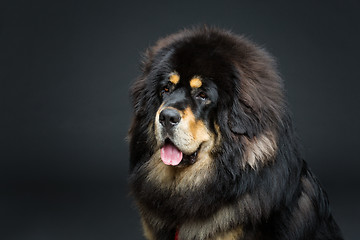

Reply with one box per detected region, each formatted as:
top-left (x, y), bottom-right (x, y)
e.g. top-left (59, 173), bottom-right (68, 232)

top-left (175, 228), bottom-right (179, 240)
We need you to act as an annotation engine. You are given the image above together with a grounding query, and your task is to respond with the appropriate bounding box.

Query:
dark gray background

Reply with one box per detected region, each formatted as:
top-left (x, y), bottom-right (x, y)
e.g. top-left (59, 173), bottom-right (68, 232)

top-left (1, 0), bottom-right (359, 239)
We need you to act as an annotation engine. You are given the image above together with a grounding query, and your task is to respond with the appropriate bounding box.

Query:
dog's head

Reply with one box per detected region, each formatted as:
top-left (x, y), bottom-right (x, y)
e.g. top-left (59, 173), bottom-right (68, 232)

top-left (131, 27), bottom-right (285, 171)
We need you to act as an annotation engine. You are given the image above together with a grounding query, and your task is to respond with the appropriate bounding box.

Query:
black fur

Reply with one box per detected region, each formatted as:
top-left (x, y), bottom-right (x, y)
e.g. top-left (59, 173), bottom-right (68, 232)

top-left (129, 27), bottom-right (343, 240)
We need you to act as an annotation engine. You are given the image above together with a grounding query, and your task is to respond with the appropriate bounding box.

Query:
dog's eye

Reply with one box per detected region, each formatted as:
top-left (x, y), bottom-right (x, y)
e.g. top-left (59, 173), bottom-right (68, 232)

top-left (196, 91), bottom-right (208, 101)
top-left (160, 87), bottom-right (170, 96)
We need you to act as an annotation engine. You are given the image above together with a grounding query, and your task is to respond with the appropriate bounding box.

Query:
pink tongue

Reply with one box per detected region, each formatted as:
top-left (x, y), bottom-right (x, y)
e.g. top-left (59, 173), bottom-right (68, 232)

top-left (160, 143), bottom-right (183, 166)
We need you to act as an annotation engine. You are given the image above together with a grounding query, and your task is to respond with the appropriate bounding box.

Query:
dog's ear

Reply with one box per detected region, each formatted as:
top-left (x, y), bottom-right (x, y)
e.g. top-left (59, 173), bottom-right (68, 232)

top-left (228, 98), bottom-right (257, 138)
top-left (131, 45), bottom-right (161, 116)
top-left (228, 104), bottom-right (248, 136)
top-left (130, 76), bottom-right (147, 116)
top-left (226, 69), bottom-right (260, 138)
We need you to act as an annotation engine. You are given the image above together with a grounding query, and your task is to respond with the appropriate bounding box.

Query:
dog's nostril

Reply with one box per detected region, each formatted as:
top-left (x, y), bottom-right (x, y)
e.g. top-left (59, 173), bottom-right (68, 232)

top-left (169, 116), bottom-right (179, 124)
top-left (159, 108), bottom-right (181, 129)
top-left (159, 112), bottom-right (166, 123)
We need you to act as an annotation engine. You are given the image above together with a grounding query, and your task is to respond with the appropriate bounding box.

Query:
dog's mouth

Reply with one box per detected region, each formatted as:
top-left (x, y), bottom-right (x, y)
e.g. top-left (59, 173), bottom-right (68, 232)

top-left (160, 139), bottom-right (199, 167)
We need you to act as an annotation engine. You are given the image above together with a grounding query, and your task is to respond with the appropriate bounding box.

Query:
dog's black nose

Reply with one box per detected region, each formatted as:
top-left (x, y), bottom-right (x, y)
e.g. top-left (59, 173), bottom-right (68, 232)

top-left (159, 108), bottom-right (181, 130)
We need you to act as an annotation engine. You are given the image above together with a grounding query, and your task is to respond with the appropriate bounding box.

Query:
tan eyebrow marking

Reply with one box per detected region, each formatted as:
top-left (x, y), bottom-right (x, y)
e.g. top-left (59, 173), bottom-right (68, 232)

top-left (169, 72), bottom-right (180, 85)
top-left (190, 77), bottom-right (202, 88)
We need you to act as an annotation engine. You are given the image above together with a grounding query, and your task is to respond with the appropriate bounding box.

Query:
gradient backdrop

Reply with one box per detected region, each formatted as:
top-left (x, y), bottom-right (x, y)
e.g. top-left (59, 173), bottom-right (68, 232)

top-left (1, 1), bottom-right (359, 239)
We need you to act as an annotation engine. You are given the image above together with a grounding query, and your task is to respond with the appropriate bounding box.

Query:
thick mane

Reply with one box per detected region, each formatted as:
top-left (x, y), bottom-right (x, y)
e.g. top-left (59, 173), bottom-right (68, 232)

top-left (129, 27), bottom-right (343, 240)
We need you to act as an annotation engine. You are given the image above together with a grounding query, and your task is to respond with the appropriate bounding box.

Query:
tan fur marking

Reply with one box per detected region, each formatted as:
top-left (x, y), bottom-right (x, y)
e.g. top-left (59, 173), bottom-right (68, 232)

top-left (154, 103), bottom-right (167, 145)
top-left (298, 177), bottom-right (315, 215)
top-left (286, 177), bottom-right (316, 234)
top-left (190, 77), bottom-right (202, 88)
top-left (242, 131), bottom-right (277, 169)
top-left (175, 137), bottom-right (215, 190)
top-left (140, 218), bottom-right (156, 240)
top-left (181, 108), bottom-right (209, 145)
top-left (169, 72), bottom-right (180, 85)
top-left (179, 202), bottom-right (243, 240)
top-left (146, 150), bottom-right (176, 185)
top-left (213, 226), bottom-right (244, 240)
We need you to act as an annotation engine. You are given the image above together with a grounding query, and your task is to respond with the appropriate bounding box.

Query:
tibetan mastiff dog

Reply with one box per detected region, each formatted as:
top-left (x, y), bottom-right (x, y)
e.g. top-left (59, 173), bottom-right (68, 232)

top-left (128, 27), bottom-right (343, 240)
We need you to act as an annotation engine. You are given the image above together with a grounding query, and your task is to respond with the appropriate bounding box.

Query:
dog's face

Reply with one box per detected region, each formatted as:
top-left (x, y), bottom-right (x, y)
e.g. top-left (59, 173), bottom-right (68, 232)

top-left (149, 35), bottom-right (248, 169)
top-left (154, 71), bottom-right (219, 167)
